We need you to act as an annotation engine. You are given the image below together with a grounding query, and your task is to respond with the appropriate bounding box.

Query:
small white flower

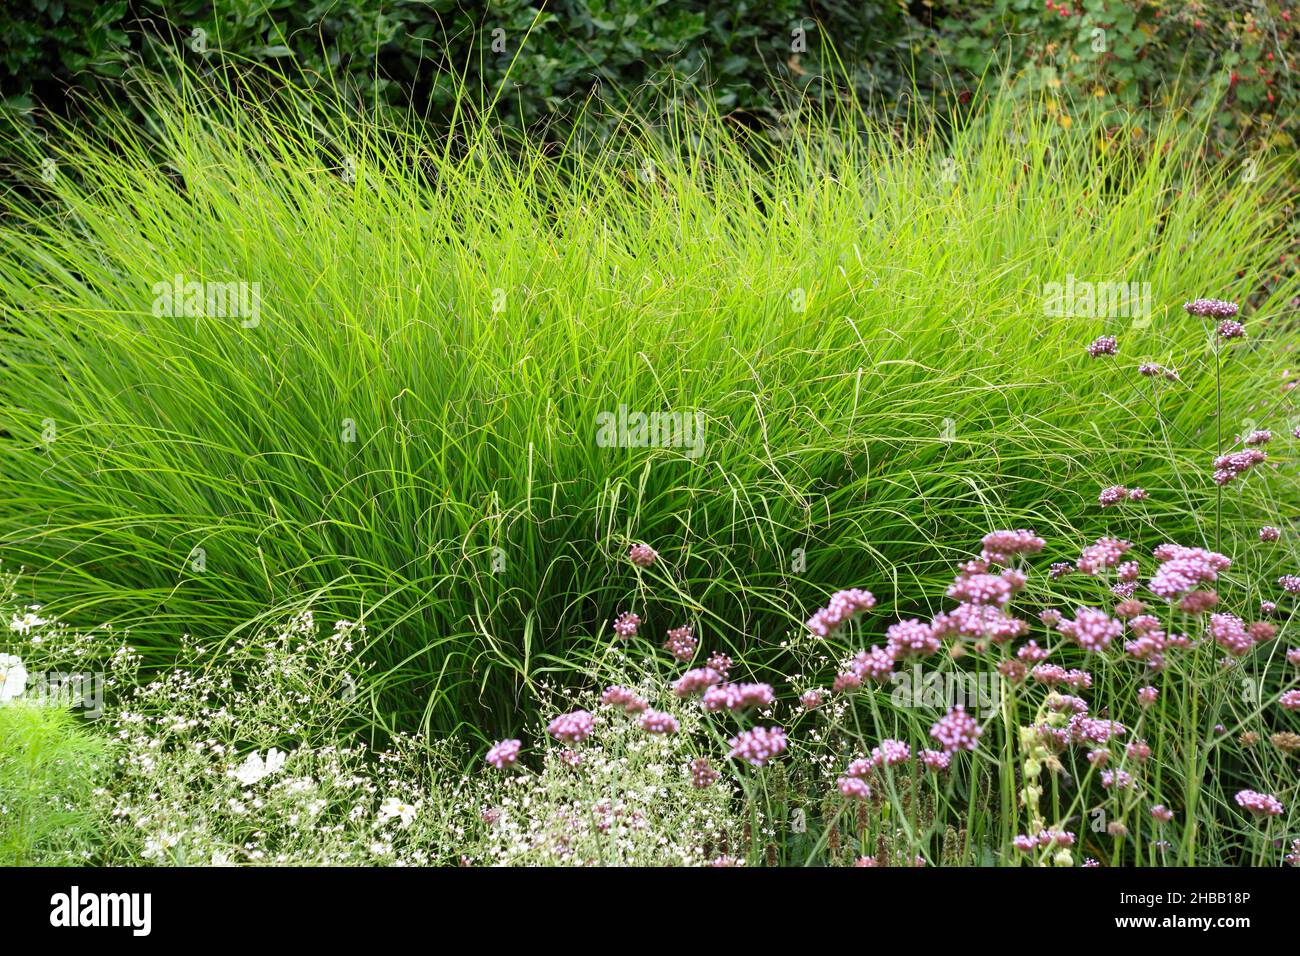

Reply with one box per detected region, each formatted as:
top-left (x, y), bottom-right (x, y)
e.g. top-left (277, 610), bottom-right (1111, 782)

top-left (231, 746), bottom-right (289, 786)
top-left (0, 654), bottom-right (27, 703)
top-left (9, 612), bottom-right (48, 635)
top-left (377, 797), bottom-right (417, 828)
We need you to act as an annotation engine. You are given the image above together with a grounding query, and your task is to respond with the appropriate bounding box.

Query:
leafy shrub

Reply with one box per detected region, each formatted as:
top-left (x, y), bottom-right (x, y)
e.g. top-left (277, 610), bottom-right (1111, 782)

top-left (931, 0), bottom-right (1300, 151)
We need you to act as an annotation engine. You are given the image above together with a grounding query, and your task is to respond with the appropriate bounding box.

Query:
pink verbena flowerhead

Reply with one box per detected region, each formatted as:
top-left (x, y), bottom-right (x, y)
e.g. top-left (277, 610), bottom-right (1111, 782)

top-left (1150, 805), bottom-right (1174, 823)
top-left (886, 618), bottom-right (941, 658)
top-left (930, 705), bottom-right (981, 753)
top-left (1148, 545), bottom-right (1230, 599)
top-left (639, 710), bottom-right (680, 734)
top-left (1243, 429), bottom-right (1272, 446)
top-left (1234, 790), bottom-right (1284, 816)
top-left (1071, 715), bottom-right (1125, 746)
top-left (872, 739), bottom-right (911, 768)
top-left (1137, 685), bottom-right (1158, 708)
top-left (945, 570), bottom-right (1019, 607)
top-left (601, 685), bottom-right (649, 713)
top-left (998, 659), bottom-right (1027, 683)
top-left (701, 682), bottom-right (775, 713)
top-left (921, 749), bottom-right (952, 771)
top-left (1213, 447), bottom-right (1266, 485)
top-left (837, 775), bottom-right (872, 800)
top-left (1077, 537), bottom-right (1132, 575)
top-left (1287, 647), bottom-right (1300, 666)
top-left (486, 738), bottom-right (522, 769)
top-left (1100, 769), bottom-right (1134, 789)
top-left (690, 757), bottom-right (720, 788)
top-left (1184, 298), bottom-right (1238, 318)
top-left (980, 529), bottom-right (1045, 565)
top-left (848, 645), bottom-right (896, 683)
top-left (1260, 526), bottom-right (1281, 542)
top-left (671, 667), bottom-right (722, 698)
top-left (933, 603), bottom-right (1027, 644)
top-left (1018, 639), bottom-right (1049, 662)
top-left (1099, 485), bottom-right (1144, 507)
top-left (1087, 335), bottom-right (1118, 358)
top-left (612, 611), bottom-right (641, 639)
top-left (727, 726), bottom-right (787, 767)
top-left (1048, 562), bottom-right (1073, 580)
top-left (1057, 607), bottom-right (1122, 652)
top-left (664, 625), bottom-right (697, 661)
top-left (628, 543), bottom-right (658, 567)
top-left (1209, 612), bottom-right (1254, 656)
top-left (1280, 690), bottom-right (1300, 712)
top-left (1216, 319), bottom-right (1246, 340)
top-left (1279, 575), bottom-right (1300, 594)
top-left (800, 689), bottom-right (824, 710)
top-left (706, 651), bottom-right (733, 677)
top-left (806, 588), bottom-right (876, 638)
top-left (547, 709), bottom-right (595, 744)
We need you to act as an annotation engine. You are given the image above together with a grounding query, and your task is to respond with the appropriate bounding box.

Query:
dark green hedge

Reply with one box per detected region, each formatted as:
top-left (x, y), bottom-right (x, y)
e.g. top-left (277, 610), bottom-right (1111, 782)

top-left (4, 1), bottom-right (1299, 150)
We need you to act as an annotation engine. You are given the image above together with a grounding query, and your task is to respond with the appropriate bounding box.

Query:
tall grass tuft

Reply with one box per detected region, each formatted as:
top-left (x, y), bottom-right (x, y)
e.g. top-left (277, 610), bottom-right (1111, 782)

top-left (0, 66), bottom-right (1295, 737)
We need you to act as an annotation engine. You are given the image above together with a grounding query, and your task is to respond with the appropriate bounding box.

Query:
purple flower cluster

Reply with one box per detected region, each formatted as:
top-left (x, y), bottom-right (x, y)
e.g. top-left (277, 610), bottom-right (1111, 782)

top-left (921, 749), bottom-right (952, 771)
top-left (1213, 448), bottom-right (1266, 485)
top-left (806, 588), bottom-right (877, 638)
top-left (690, 757), bottom-right (720, 788)
top-left (1183, 298), bottom-right (1238, 318)
top-left (639, 710), bottom-right (680, 734)
top-left (933, 603), bottom-right (1027, 643)
top-left (1260, 526), bottom-right (1281, 542)
top-left (1077, 537), bottom-right (1132, 575)
top-left (1234, 790), bottom-right (1284, 816)
top-left (1148, 544), bottom-right (1230, 599)
top-left (1208, 613), bottom-right (1254, 657)
top-left (871, 738), bottom-right (911, 767)
top-left (1138, 362), bottom-right (1179, 381)
top-left (1280, 690), bottom-right (1300, 712)
top-left (486, 738), bottom-right (522, 769)
top-left (1217, 320), bottom-right (1246, 340)
top-left (664, 625), bottom-right (697, 661)
top-left (837, 775), bottom-right (872, 800)
top-left (1099, 485), bottom-right (1145, 507)
top-left (671, 668), bottom-right (722, 698)
top-left (612, 611), bottom-right (641, 639)
top-left (980, 529), bottom-right (1045, 565)
top-left (930, 705), bottom-right (981, 753)
top-left (701, 682), bottom-right (775, 713)
top-left (547, 709), bottom-right (595, 744)
top-left (1087, 335), bottom-right (1118, 358)
top-left (1057, 607), bottom-right (1122, 652)
top-left (886, 618), bottom-right (941, 658)
top-left (628, 543), bottom-right (658, 568)
top-left (601, 685), bottom-right (649, 713)
top-left (845, 645), bottom-right (896, 684)
top-left (726, 726), bottom-right (787, 767)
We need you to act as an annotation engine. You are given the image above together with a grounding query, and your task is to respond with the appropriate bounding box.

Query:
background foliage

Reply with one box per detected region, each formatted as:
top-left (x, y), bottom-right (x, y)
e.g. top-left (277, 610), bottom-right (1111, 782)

top-left (4, 2), bottom-right (1298, 151)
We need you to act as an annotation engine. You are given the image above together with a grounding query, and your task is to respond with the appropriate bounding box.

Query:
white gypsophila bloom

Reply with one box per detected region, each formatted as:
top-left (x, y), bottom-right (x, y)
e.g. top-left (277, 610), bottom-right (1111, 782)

top-left (377, 797), bottom-right (418, 828)
top-left (9, 610), bottom-right (48, 635)
top-left (232, 747), bottom-right (288, 786)
top-left (0, 653), bottom-right (27, 703)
